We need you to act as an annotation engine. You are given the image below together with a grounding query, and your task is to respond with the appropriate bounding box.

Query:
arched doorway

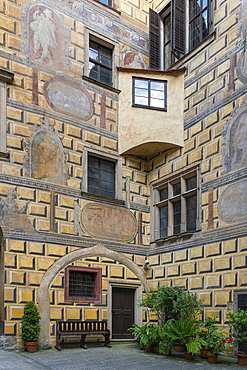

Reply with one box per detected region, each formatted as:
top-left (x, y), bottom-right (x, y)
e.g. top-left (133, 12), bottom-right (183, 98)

top-left (37, 243), bottom-right (147, 348)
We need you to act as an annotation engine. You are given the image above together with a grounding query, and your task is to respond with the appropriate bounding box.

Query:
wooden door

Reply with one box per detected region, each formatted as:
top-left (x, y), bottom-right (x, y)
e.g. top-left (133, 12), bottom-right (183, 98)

top-left (112, 288), bottom-right (134, 339)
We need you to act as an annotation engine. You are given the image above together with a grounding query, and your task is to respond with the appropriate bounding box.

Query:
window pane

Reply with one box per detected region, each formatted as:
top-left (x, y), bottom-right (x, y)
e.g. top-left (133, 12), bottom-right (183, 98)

top-left (100, 54), bottom-right (112, 68)
top-left (150, 98), bottom-right (164, 108)
top-left (202, 0), bottom-right (207, 9)
top-left (150, 90), bottom-right (165, 99)
top-left (135, 96), bottom-right (148, 105)
top-left (160, 205), bottom-right (168, 217)
top-left (88, 177), bottom-right (99, 189)
top-left (187, 195), bottom-right (197, 231)
top-left (88, 167), bottom-right (99, 179)
top-left (89, 156), bottom-right (99, 168)
top-left (186, 175), bottom-right (197, 191)
top-left (173, 182), bottom-right (181, 196)
top-left (69, 271), bottom-right (96, 298)
top-left (189, 0), bottom-right (201, 19)
top-left (135, 88), bottom-right (149, 97)
top-left (160, 187), bottom-right (168, 201)
top-left (101, 180), bottom-right (115, 192)
top-left (101, 190), bottom-right (115, 198)
top-left (100, 75), bottom-right (111, 86)
top-left (100, 66), bottom-right (111, 78)
top-left (173, 200), bottom-right (181, 234)
top-left (100, 45), bottom-right (112, 58)
top-left (150, 82), bottom-right (164, 91)
top-left (190, 17), bottom-right (200, 49)
top-left (101, 170), bottom-right (115, 182)
top-left (164, 14), bottom-right (171, 44)
top-left (202, 10), bottom-right (208, 39)
top-left (99, 0), bottom-right (111, 5)
top-left (135, 79), bottom-right (148, 89)
top-left (89, 62), bottom-right (98, 80)
top-left (160, 205), bottom-right (168, 239)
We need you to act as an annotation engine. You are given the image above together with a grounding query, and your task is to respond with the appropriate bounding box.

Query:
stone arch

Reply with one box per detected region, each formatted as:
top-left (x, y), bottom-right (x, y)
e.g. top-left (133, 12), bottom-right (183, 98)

top-left (37, 243), bottom-right (147, 348)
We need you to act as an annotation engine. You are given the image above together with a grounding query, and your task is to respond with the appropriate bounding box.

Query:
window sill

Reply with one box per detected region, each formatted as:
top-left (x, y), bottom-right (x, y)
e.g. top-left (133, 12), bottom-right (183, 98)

top-left (168, 31), bottom-right (216, 70)
top-left (81, 191), bottom-right (125, 206)
top-left (132, 103), bottom-right (167, 112)
top-left (155, 230), bottom-right (200, 245)
top-left (83, 76), bottom-right (121, 94)
top-left (0, 151), bottom-right (9, 158)
top-left (86, 0), bottom-right (121, 16)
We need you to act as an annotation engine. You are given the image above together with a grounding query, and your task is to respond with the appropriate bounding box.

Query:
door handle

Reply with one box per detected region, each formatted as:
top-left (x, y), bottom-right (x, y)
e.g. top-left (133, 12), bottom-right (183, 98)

top-left (121, 310), bottom-right (124, 315)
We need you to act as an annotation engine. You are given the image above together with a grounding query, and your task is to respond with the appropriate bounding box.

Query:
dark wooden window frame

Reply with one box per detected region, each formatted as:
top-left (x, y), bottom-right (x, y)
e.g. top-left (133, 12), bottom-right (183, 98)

top-left (64, 266), bottom-right (102, 304)
top-left (132, 77), bottom-right (167, 111)
top-left (88, 155), bottom-right (116, 199)
top-left (89, 40), bottom-right (112, 86)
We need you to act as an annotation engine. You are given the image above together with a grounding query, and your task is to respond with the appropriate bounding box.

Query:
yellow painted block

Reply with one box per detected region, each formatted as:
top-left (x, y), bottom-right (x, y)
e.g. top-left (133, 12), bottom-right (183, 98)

top-left (239, 236), bottom-right (247, 251)
top-left (66, 309), bottom-right (81, 320)
top-left (36, 219), bottom-right (50, 231)
top-left (233, 255), bottom-right (246, 269)
top-left (206, 243), bottom-right (221, 257)
top-left (190, 277), bottom-right (203, 290)
top-left (37, 257), bottom-right (55, 271)
top-left (85, 309), bottom-right (98, 320)
top-left (199, 292), bottom-right (211, 306)
top-left (3, 164), bottom-right (21, 176)
top-left (161, 253), bottom-right (173, 264)
top-left (52, 274), bottom-right (63, 287)
top-left (205, 275), bottom-right (221, 288)
top-left (5, 253), bottom-right (16, 268)
top-left (9, 271), bottom-right (25, 285)
top-left (50, 308), bottom-right (63, 320)
top-left (174, 278), bottom-right (187, 287)
top-left (182, 263), bottom-right (196, 275)
top-left (57, 290), bottom-right (65, 305)
top-left (223, 240), bottom-right (237, 254)
top-left (85, 132), bottom-right (100, 145)
top-left (18, 256), bottom-right (34, 270)
top-left (174, 249), bottom-right (187, 262)
top-left (126, 269), bottom-right (137, 279)
top-left (0, 14), bottom-right (16, 32)
top-left (134, 255), bottom-right (145, 266)
top-left (103, 138), bottom-right (117, 150)
top-left (28, 272), bottom-right (43, 286)
top-left (28, 242), bottom-right (45, 255)
top-left (4, 323), bottom-right (16, 335)
top-left (9, 306), bottom-right (24, 320)
top-left (191, 121), bottom-right (202, 136)
top-left (4, 287), bottom-right (16, 302)
top-left (215, 257), bottom-right (230, 271)
top-left (190, 246), bottom-right (203, 259)
top-left (215, 291), bottom-right (230, 306)
top-left (110, 266), bottom-right (124, 278)
top-left (167, 265), bottom-right (180, 277)
top-left (47, 244), bottom-right (67, 257)
top-left (59, 195), bottom-right (74, 208)
top-left (37, 190), bottom-right (50, 204)
top-left (198, 259), bottom-right (212, 273)
top-left (19, 288), bottom-right (34, 303)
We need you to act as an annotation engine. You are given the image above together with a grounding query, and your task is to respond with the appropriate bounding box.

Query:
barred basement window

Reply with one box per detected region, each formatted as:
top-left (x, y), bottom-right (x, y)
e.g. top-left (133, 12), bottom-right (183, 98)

top-left (151, 163), bottom-right (201, 241)
top-left (64, 266), bottom-right (102, 304)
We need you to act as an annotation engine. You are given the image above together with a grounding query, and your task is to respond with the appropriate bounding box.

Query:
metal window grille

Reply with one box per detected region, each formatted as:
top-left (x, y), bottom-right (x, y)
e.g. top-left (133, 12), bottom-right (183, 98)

top-left (69, 271), bottom-right (96, 299)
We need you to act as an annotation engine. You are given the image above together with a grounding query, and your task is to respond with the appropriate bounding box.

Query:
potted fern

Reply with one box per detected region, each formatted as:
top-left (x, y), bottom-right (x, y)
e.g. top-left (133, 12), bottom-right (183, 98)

top-left (164, 317), bottom-right (206, 360)
top-left (21, 301), bottom-right (41, 352)
top-left (227, 310), bottom-right (247, 366)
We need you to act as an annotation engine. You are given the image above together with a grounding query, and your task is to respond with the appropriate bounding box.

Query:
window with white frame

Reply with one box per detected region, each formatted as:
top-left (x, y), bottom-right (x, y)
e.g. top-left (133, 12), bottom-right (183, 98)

top-left (149, 0), bottom-right (214, 70)
top-left (151, 164), bottom-right (201, 241)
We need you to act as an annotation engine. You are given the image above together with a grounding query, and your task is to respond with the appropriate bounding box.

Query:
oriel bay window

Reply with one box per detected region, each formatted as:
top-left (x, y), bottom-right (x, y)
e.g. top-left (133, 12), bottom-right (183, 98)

top-left (151, 164), bottom-right (200, 241)
top-left (149, 0), bottom-right (214, 70)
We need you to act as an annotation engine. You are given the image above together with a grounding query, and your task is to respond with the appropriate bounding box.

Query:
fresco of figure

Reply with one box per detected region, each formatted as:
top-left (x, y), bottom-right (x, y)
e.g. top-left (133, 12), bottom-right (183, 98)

top-left (31, 132), bottom-right (62, 184)
top-left (0, 189), bottom-right (40, 235)
top-left (230, 113), bottom-right (247, 170)
top-left (30, 9), bottom-right (57, 63)
top-left (28, 5), bottom-right (64, 69)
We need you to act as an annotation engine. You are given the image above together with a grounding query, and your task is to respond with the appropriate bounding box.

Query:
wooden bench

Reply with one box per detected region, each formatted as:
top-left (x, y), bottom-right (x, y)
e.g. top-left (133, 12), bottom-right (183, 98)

top-left (55, 320), bottom-right (111, 350)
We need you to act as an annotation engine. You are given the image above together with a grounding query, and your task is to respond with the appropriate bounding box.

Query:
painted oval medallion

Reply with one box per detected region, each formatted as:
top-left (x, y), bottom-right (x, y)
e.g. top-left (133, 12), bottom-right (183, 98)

top-left (80, 203), bottom-right (138, 243)
top-left (43, 77), bottom-right (93, 121)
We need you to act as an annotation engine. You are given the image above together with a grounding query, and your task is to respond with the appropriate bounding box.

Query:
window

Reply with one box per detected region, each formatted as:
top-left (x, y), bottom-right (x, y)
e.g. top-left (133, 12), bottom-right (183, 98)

top-left (151, 164), bottom-right (200, 241)
top-left (99, 0), bottom-right (112, 6)
top-left (132, 77), bottom-right (167, 110)
top-left (89, 40), bottom-right (112, 86)
top-left (82, 146), bottom-right (123, 200)
top-left (88, 155), bottom-right (115, 199)
top-left (64, 266), bottom-right (102, 304)
top-left (149, 0), bottom-right (213, 69)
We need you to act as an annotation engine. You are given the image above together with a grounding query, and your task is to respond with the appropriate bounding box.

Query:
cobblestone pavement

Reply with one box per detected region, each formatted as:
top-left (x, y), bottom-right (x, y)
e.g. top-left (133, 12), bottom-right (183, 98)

top-left (0, 342), bottom-right (240, 370)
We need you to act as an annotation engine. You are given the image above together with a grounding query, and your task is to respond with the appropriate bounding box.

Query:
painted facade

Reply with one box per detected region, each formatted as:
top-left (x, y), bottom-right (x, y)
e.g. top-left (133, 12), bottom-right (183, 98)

top-left (0, 0), bottom-right (246, 351)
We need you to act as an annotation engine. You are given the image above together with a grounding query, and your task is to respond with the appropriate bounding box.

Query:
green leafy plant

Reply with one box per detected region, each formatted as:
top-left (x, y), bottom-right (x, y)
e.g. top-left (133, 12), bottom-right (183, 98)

top-left (21, 301), bottom-right (41, 343)
top-left (141, 286), bottom-right (203, 324)
top-left (158, 336), bottom-right (173, 355)
top-left (127, 323), bottom-right (155, 350)
top-left (163, 317), bottom-right (207, 355)
top-left (200, 316), bottom-right (231, 355)
top-left (227, 309), bottom-right (247, 355)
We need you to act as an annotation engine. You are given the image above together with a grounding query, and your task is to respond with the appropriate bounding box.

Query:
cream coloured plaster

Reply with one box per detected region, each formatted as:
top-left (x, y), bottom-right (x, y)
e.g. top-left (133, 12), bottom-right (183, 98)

top-left (37, 243), bottom-right (147, 348)
top-left (118, 69), bottom-right (184, 157)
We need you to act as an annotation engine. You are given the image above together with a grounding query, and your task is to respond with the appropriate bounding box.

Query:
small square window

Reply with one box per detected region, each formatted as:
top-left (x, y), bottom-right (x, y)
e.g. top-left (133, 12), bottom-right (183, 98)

top-left (99, 0), bottom-right (112, 6)
top-left (132, 77), bottom-right (167, 110)
top-left (64, 266), bottom-right (102, 304)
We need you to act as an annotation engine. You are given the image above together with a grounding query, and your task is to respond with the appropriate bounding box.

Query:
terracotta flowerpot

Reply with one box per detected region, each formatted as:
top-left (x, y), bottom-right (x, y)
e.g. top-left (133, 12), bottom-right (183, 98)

top-left (26, 341), bottom-right (38, 353)
top-left (153, 346), bottom-right (158, 353)
top-left (145, 344), bottom-right (153, 352)
top-left (237, 353), bottom-right (247, 366)
top-left (162, 350), bottom-right (171, 356)
top-left (207, 353), bottom-right (218, 364)
top-left (184, 351), bottom-right (194, 360)
top-left (200, 347), bottom-right (209, 359)
top-left (174, 344), bottom-right (184, 352)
